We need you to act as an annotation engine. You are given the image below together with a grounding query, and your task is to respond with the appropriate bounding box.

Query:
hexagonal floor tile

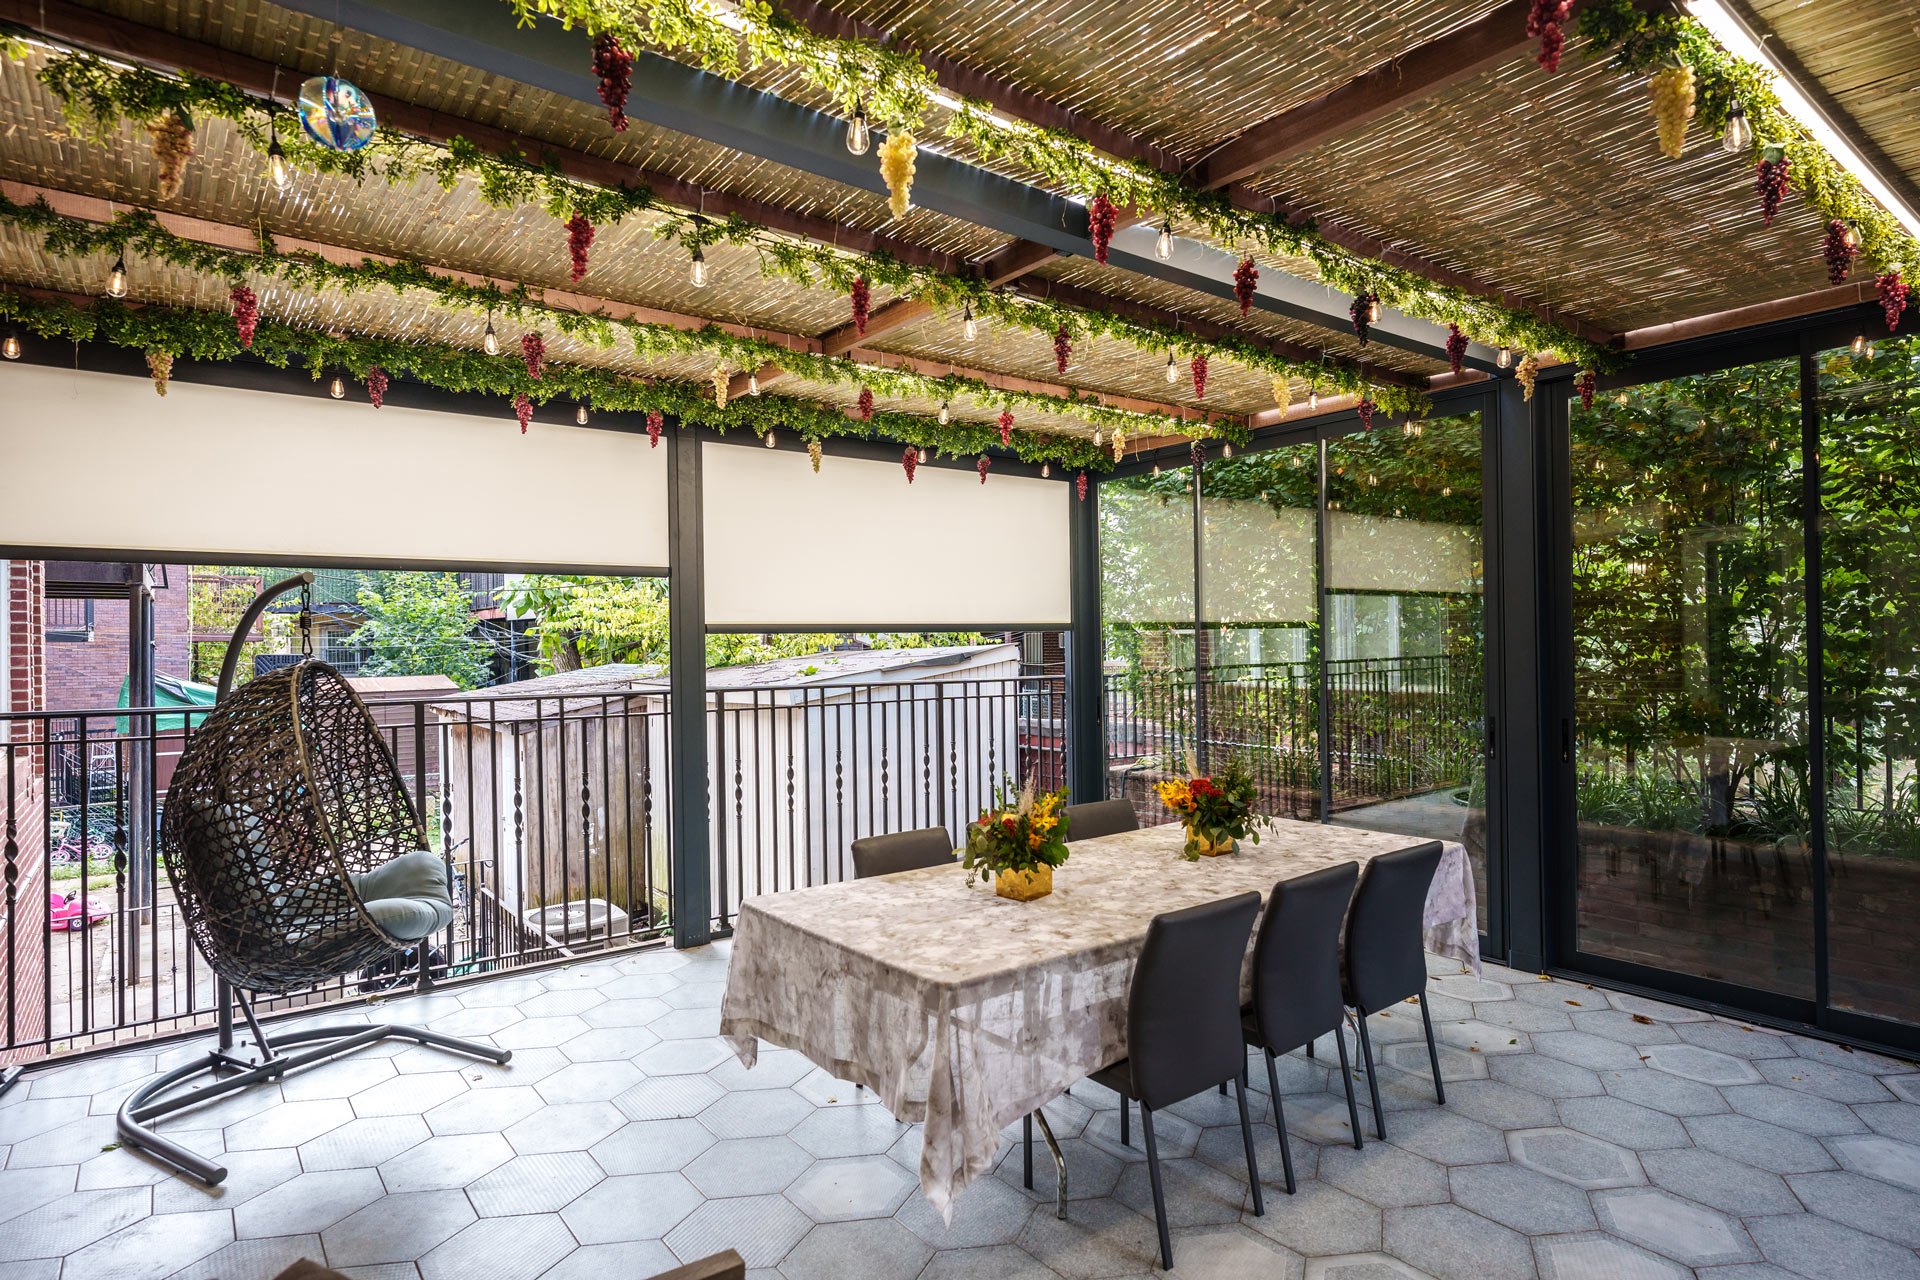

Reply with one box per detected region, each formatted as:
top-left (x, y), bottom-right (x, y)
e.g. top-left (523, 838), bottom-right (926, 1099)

top-left (1757, 1055), bottom-right (1900, 1104)
top-left (1436, 1020), bottom-right (1529, 1056)
top-left (1113, 1156), bottom-right (1249, 1228)
top-left (1832, 1133), bottom-right (1920, 1194)
top-left (502, 1102), bottom-right (626, 1155)
top-left (612, 1074), bottom-right (726, 1122)
top-left (684, 1135), bottom-right (816, 1197)
top-left (1239, 1180), bottom-right (1381, 1259)
top-left (1382, 1202), bottom-right (1535, 1280)
top-left (1381, 1039), bottom-right (1486, 1083)
top-left (1533, 1232), bottom-right (1690, 1280)
top-left (0, 1186), bottom-right (151, 1264)
top-left (1305, 1253), bottom-right (1434, 1280)
top-left (1485, 1052), bottom-right (1604, 1100)
top-left (1606, 991), bottom-right (1712, 1023)
top-left (1685, 1114), bottom-right (1838, 1174)
top-left (589, 1118), bottom-right (718, 1175)
top-left (1593, 1187), bottom-right (1755, 1266)
top-left (465, 1150), bottom-right (603, 1216)
top-left (1673, 1019), bottom-right (1799, 1060)
top-left (1725, 1083), bottom-right (1868, 1137)
top-left (1643, 1044), bottom-right (1763, 1087)
top-left (696, 1086), bottom-right (814, 1139)
top-left (1449, 1160), bottom-right (1597, 1235)
top-left (559, 1025), bottom-right (661, 1063)
top-left (1556, 1095), bottom-right (1689, 1150)
top-left (634, 1039), bottom-right (734, 1077)
top-left (790, 1103), bottom-right (908, 1158)
top-left (785, 1155), bottom-right (916, 1223)
top-left (662, 1192), bottom-right (812, 1269)
top-left (378, 1132), bottom-right (515, 1192)
top-left (782, 1217), bottom-right (932, 1280)
top-left (1748, 1211), bottom-right (1920, 1280)
top-left (536, 1061), bottom-right (645, 1105)
top-left (1601, 1066), bottom-right (1731, 1117)
top-left (1431, 974), bottom-right (1512, 1004)
top-left (490, 1015), bottom-right (590, 1051)
top-left (297, 1115), bottom-right (431, 1171)
top-left (1506, 1127), bottom-right (1645, 1190)
top-left (1015, 1194), bottom-right (1174, 1279)
top-left (561, 1171), bottom-right (705, 1243)
top-left (894, 1169), bottom-right (1036, 1250)
top-left (1529, 1030), bottom-right (1647, 1072)
top-left (416, 1213), bottom-right (576, 1280)
top-left (1158, 1225), bottom-right (1301, 1278)
top-left (58, 1207), bottom-right (232, 1280)
top-left (233, 1169), bottom-right (386, 1240)
top-left (423, 1083), bottom-right (547, 1136)
top-left (1886, 1074), bottom-right (1920, 1105)
top-left (1637, 1146), bottom-right (1799, 1216)
top-left (222, 1097), bottom-right (356, 1151)
top-left (791, 1067), bottom-right (881, 1109)
top-left (708, 1047), bottom-right (814, 1093)
top-left (319, 1189), bottom-right (476, 1268)
top-left (1787, 1169), bottom-right (1920, 1247)
top-left (1316, 1141), bottom-right (1449, 1209)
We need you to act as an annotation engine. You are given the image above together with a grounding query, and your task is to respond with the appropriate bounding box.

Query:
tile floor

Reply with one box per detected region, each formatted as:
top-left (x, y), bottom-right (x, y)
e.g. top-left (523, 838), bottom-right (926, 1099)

top-left (3, 943), bottom-right (1920, 1279)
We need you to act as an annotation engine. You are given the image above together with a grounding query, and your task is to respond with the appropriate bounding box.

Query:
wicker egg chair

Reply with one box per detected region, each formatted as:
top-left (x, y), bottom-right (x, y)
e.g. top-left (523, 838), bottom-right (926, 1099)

top-left (117, 574), bottom-right (510, 1186)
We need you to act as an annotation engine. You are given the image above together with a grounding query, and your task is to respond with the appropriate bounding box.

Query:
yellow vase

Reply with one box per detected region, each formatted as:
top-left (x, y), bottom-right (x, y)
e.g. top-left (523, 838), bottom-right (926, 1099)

top-left (995, 864), bottom-right (1053, 900)
top-left (1189, 829), bottom-right (1236, 857)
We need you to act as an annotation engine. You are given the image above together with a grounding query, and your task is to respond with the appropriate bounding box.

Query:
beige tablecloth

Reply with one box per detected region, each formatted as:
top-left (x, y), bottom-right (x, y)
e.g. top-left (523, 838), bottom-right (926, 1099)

top-left (719, 819), bottom-right (1477, 1220)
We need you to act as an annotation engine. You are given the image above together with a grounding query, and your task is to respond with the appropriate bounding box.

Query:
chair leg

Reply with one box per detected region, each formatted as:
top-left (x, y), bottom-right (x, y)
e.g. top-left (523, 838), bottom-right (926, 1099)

top-left (1140, 1105), bottom-right (1174, 1272)
top-left (1234, 1069), bottom-right (1264, 1216)
top-left (1119, 1095), bottom-right (1130, 1147)
top-left (1023, 1113), bottom-right (1034, 1189)
top-left (1264, 1049), bottom-right (1295, 1194)
top-left (1354, 1006), bottom-right (1386, 1140)
top-left (1305, 1038), bottom-right (1315, 1060)
top-left (1418, 992), bottom-right (1446, 1105)
top-left (1218, 1082), bottom-right (1227, 1096)
top-left (1333, 1019), bottom-right (1363, 1150)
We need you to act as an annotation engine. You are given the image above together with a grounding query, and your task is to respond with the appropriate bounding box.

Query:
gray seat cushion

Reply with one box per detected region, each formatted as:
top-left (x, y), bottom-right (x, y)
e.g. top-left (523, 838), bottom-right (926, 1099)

top-left (351, 850), bottom-right (455, 941)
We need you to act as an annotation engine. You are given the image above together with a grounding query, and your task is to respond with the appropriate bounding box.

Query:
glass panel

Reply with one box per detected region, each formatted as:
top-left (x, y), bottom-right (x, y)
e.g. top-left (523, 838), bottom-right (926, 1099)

top-left (1101, 466), bottom-right (1196, 822)
top-left (1199, 442), bottom-right (1321, 820)
top-left (1818, 333), bottom-right (1920, 1026)
top-left (1568, 360), bottom-right (1812, 996)
top-left (1325, 416), bottom-right (1489, 929)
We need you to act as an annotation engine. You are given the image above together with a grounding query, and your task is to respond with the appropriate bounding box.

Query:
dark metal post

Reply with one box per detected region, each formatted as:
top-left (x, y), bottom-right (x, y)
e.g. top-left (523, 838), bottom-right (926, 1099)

top-left (667, 422), bottom-right (713, 948)
top-left (1493, 377), bottom-right (1549, 970)
top-left (1801, 340), bottom-right (1831, 1021)
top-left (1315, 438), bottom-right (1333, 822)
top-left (126, 570), bottom-right (155, 987)
top-left (1190, 443), bottom-right (1211, 772)
top-left (1068, 479), bottom-right (1105, 803)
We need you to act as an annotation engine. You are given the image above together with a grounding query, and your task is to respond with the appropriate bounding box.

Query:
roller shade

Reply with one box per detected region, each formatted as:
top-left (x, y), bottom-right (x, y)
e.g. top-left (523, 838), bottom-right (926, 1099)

top-left (702, 442), bottom-right (1070, 628)
top-left (1100, 482), bottom-right (1194, 625)
top-left (1327, 511), bottom-right (1481, 595)
top-left (0, 365), bottom-right (668, 570)
top-left (1202, 495), bottom-right (1316, 624)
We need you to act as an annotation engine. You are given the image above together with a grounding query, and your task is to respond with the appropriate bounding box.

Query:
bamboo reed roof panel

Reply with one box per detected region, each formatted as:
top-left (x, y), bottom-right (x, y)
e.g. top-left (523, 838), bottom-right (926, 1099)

top-left (771, 368), bottom-right (1102, 441)
top-left (1745, 0), bottom-right (1920, 206)
top-left (62, 0), bottom-right (1014, 262)
top-left (1240, 38), bottom-right (1835, 335)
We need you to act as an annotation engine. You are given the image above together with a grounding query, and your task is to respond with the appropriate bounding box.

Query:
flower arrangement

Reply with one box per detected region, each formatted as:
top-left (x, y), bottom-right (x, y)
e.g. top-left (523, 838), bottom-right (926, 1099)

top-left (1156, 754), bottom-right (1270, 860)
top-left (960, 777), bottom-right (1071, 900)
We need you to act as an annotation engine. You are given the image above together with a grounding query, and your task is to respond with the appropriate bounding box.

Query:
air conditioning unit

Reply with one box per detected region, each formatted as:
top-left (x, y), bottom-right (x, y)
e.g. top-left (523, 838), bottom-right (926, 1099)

top-left (523, 898), bottom-right (629, 944)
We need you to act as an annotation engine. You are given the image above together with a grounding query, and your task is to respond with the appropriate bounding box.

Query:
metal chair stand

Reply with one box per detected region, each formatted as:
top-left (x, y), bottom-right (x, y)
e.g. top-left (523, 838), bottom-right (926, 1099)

top-left (1021, 1108), bottom-right (1068, 1218)
top-left (117, 977), bottom-right (510, 1185)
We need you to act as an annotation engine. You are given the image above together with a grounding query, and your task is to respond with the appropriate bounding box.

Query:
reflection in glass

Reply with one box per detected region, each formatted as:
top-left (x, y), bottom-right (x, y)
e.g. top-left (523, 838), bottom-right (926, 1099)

top-left (1819, 333), bottom-right (1920, 1026)
top-left (1102, 466), bottom-right (1197, 823)
top-left (1568, 360), bottom-right (1813, 996)
top-left (1325, 417), bottom-right (1488, 928)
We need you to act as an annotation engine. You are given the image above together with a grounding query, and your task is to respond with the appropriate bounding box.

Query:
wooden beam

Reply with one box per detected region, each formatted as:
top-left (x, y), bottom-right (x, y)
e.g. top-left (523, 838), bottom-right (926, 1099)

top-left (1620, 281), bottom-right (1878, 351)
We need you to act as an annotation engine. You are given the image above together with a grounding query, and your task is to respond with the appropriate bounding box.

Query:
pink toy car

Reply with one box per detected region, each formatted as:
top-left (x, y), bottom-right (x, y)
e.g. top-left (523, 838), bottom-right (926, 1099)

top-left (48, 889), bottom-right (109, 932)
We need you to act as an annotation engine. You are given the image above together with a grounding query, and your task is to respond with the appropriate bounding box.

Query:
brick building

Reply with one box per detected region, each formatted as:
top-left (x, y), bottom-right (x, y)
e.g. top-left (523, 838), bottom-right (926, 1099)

top-left (41, 563), bottom-right (194, 712)
top-left (2, 559), bottom-right (49, 1066)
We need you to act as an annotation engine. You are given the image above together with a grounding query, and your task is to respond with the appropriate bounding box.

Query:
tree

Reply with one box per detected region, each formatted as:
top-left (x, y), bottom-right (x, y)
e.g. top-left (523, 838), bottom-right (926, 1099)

top-left (349, 572), bottom-right (490, 689)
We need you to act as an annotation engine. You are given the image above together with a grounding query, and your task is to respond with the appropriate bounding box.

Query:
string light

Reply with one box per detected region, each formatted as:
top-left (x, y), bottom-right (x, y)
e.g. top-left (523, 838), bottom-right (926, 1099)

top-left (328, 373), bottom-right (346, 399)
top-left (1853, 334), bottom-right (1868, 355)
top-left (689, 245), bottom-right (708, 288)
top-left (266, 122), bottom-right (293, 192)
top-left (765, 430), bottom-right (777, 448)
top-left (1496, 345), bottom-right (1514, 369)
top-left (1309, 387), bottom-right (1320, 412)
top-left (1094, 428), bottom-right (1103, 447)
top-left (1721, 99), bottom-right (1752, 153)
top-left (1164, 351), bottom-right (1178, 383)
top-left (1041, 462), bottom-right (1051, 478)
top-left (918, 447), bottom-right (929, 464)
top-left (846, 104), bottom-right (871, 156)
top-left (1367, 297), bottom-right (1381, 324)
top-left (1222, 443), bottom-right (1233, 458)
top-left (1152, 463), bottom-right (1162, 476)
top-left (962, 304), bottom-right (976, 342)
top-left (1866, 342), bottom-right (1878, 359)
top-left (1155, 222), bottom-right (1173, 259)
top-left (748, 372), bottom-right (761, 396)
top-left (937, 401), bottom-right (950, 425)
top-left (2, 332), bottom-right (18, 360)
top-left (576, 403), bottom-right (589, 425)
top-left (106, 254), bottom-right (129, 298)
top-left (483, 315), bottom-right (500, 356)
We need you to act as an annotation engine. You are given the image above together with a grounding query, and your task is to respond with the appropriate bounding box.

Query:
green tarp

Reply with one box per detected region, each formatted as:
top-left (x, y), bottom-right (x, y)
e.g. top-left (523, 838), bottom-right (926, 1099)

top-left (116, 672), bottom-right (218, 734)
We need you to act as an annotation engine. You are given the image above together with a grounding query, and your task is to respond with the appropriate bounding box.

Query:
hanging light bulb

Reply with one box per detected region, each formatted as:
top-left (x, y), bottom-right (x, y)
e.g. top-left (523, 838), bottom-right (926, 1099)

top-left (1309, 387), bottom-right (1321, 412)
top-left (1041, 462), bottom-right (1051, 478)
top-left (1222, 442), bottom-right (1233, 458)
top-left (1866, 343), bottom-right (1878, 359)
top-left (1094, 427), bottom-right (1104, 447)
top-left (1853, 334), bottom-right (1868, 355)
top-left (1155, 221), bottom-right (1173, 259)
top-left (765, 430), bottom-right (777, 448)
top-left (1841, 221), bottom-right (1860, 250)
top-left (576, 403), bottom-right (589, 425)
top-left (689, 245), bottom-right (708, 288)
top-left (266, 121), bottom-right (293, 192)
top-left (962, 304), bottom-right (977, 342)
top-left (483, 315), bottom-right (500, 356)
top-left (845, 104), bottom-right (871, 156)
top-left (328, 373), bottom-right (346, 400)
top-left (1496, 345), bottom-right (1514, 370)
top-left (1152, 463), bottom-right (1162, 477)
top-left (1366, 296), bottom-right (1381, 324)
top-left (106, 254), bottom-right (129, 299)
top-left (937, 401), bottom-right (951, 425)
top-left (748, 372), bottom-right (761, 396)
top-left (918, 447), bottom-right (929, 465)
top-left (1164, 351), bottom-right (1178, 384)
top-left (2, 332), bottom-right (19, 360)
top-left (1722, 100), bottom-right (1752, 154)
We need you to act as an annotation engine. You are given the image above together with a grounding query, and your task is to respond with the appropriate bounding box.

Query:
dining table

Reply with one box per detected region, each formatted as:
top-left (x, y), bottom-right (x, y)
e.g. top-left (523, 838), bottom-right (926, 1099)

top-left (717, 818), bottom-right (1478, 1222)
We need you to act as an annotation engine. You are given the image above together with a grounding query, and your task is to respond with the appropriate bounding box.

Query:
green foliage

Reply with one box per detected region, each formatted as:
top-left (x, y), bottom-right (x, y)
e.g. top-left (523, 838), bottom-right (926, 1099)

top-left (348, 572), bottom-right (491, 688)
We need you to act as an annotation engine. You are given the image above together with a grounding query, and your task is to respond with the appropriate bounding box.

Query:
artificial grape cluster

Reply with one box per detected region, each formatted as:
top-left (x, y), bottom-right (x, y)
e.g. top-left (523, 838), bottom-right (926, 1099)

top-left (710, 368), bottom-right (729, 409)
top-left (230, 284), bottom-right (259, 349)
top-left (1357, 398), bottom-right (1376, 431)
top-left (902, 445), bottom-right (918, 483)
top-left (1649, 64), bottom-right (1695, 160)
top-left (566, 214), bottom-right (596, 283)
top-left (977, 455), bottom-right (991, 484)
top-left (1076, 471), bottom-right (1088, 501)
top-left (1088, 194), bottom-right (1117, 264)
top-left (146, 350), bottom-right (172, 398)
top-left (857, 387), bottom-right (875, 421)
top-left (850, 277), bottom-right (871, 336)
top-left (149, 111), bottom-right (194, 199)
top-left (1232, 257), bottom-right (1259, 316)
top-left (808, 440), bottom-right (823, 472)
top-left (646, 409), bottom-right (664, 447)
top-left (1755, 150), bottom-right (1790, 227)
top-left (1527, 0), bottom-right (1573, 73)
top-left (1350, 293), bottom-right (1374, 346)
top-left (1879, 271), bottom-right (1911, 333)
top-left (513, 392), bottom-right (533, 433)
top-left (1823, 220), bottom-right (1858, 283)
top-left (998, 408), bottom-right (1014, 445)
top-left (592, 34), bottom-right (634, 132)
top-left (1578, 369), bottom-right (1597, 410)
top-left (367, 366), bottom-right (389, 409)
top-left (1445, 323), bottom-right (1467, 376)
top-left (522, 331), bottom-right (546, 380)
top-left (1190, 353), bottom-right (1208, 399)
top-left (1515, 354), bottom-right (1540, 401)
top-left (880, 133), bottom-right (917, 221)
top-left (1053, 324), bottom-right (1072, 374)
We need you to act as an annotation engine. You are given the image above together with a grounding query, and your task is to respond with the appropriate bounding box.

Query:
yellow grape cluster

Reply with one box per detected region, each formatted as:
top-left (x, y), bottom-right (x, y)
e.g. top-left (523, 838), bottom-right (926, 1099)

top-left (1516, 353), bottom-right (1540, 402)
top-left (880, 132), bottom-right (916, 221)
top-left (1271, 376), bottom-right (1291, 409)
top-left (710, 366), bottom-right (729, 408)
top-left (1649, 64), bottom-right (1695, 160)
top-left (148, 113), bottom-right (195, 199)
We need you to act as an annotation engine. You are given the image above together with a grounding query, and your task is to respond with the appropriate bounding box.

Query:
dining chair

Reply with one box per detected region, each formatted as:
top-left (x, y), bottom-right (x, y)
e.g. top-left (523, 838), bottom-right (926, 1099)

top-left (1244, 860), bottom-right (1362, 1192)
top-left (849, 827), bottom-right (956, 879)
top-left (1341, 841), bottom-right (1447, 1140)
top-left (1060, 798), bottom-right (1139, 841)
top-left (1087, 891), bottom-right (1264, 1270)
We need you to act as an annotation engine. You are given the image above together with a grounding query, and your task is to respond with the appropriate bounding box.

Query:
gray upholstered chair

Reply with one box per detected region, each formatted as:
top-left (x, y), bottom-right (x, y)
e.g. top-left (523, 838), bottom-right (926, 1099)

top-left (1062, 798), bottom-right (1140, 841)
top-left (850, 827), bottom-right (956, 879)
